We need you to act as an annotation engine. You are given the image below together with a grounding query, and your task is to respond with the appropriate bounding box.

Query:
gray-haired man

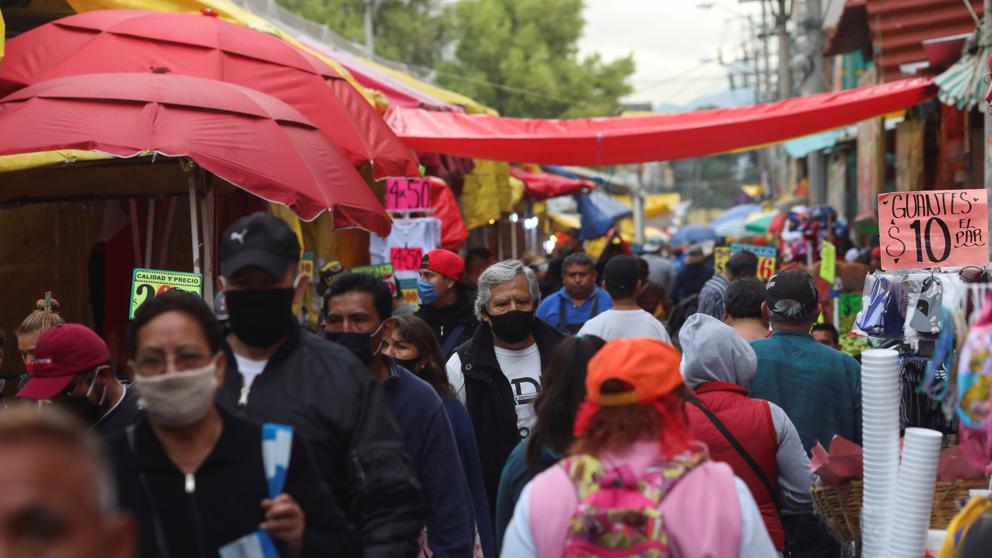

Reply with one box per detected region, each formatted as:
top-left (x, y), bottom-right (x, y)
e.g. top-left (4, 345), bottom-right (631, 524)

top-left (445, 260), bottom-right (564, 516)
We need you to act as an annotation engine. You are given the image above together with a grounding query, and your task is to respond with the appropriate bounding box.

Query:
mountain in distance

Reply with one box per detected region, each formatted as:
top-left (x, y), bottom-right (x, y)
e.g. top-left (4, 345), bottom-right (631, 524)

top-left (654, 88), bottom-right (756, 113)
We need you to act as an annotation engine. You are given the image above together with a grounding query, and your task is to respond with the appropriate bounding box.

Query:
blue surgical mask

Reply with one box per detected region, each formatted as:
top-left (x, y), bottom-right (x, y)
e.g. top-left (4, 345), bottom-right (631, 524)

top-left (417, 280), bottom-right (439, 305)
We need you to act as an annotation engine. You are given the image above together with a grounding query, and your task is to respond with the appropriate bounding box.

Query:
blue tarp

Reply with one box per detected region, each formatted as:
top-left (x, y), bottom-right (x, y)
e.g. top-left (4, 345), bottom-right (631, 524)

top-left (576, 191), bottom-right (632, 239)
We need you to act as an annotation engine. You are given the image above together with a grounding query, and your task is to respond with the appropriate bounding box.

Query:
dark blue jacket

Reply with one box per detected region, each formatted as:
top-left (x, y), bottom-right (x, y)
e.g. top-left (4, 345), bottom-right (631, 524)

top-left (442, 397), bottom-right (495, 558)
top-left (383, 361), bottom-right (475, 557)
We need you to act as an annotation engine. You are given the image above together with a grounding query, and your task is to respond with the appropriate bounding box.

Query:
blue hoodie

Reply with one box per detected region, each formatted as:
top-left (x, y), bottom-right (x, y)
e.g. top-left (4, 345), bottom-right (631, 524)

top-left (383, 361), bottom-right (475, 557)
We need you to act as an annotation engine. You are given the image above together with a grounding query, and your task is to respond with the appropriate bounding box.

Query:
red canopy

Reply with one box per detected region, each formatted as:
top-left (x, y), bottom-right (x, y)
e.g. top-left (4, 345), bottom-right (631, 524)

top-left (0, 10), bottom-right (419, 179)
top-left (386, 77), bottom-right (936, 165)
top-left (509, 167), bottom-right (595, 200)
top-left (0, 73), bottom-right (391, 234)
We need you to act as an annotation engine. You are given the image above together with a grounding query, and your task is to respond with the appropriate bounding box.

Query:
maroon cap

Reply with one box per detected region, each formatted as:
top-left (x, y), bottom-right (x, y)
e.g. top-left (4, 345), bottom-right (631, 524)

top-left (420, 249), bottom-right (465, 282)
top-left (18, 324), bottom-right (110, 400)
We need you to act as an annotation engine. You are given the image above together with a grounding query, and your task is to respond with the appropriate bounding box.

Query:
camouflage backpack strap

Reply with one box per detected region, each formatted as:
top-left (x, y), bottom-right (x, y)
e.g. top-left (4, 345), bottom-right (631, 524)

top-left (560, 454), bottom-right (608, 500)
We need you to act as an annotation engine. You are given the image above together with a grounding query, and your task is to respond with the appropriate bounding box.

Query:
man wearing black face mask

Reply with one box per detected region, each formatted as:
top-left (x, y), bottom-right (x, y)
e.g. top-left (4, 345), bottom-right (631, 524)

top-left (323, 273), bottom-right (475, 558)
top-left (17, 324), bottom-right (139, 437)
top-left (215, 212), bottom-right (425, 558)
top-left (445, 259), bottom-right (564, 516)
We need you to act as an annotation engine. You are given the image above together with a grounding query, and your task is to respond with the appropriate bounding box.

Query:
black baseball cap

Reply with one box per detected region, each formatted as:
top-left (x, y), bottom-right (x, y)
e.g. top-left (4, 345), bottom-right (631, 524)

top-left (219, 212), bottom-right (300, 279)
top-left (765, 270), bottom-right (819, 320)
top-left (603, 256), bottom-right (641, 296)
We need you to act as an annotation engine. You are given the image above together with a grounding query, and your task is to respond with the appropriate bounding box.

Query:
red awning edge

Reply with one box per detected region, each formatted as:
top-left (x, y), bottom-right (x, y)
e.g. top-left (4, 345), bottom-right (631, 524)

top-left (386, 77), bottom-right (936, 165)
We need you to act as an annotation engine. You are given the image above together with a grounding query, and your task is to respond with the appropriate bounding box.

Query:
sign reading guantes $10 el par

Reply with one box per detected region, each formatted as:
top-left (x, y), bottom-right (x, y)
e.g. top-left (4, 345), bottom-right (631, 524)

top-left (878, 189), bottom-right (988, 270)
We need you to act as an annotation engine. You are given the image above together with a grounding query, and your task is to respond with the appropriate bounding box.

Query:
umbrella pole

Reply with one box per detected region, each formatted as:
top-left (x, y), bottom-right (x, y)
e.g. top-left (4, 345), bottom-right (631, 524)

top-left (158, 197), bottom-right (177, 269)
top-left (188, 175), bottom-right (201, 274)
top-left (144, 198), bottom-right (156, 268)
top-left (128, 198), bottom-right (142, 267)
top-left (200, 177), bottom-right (215, 305)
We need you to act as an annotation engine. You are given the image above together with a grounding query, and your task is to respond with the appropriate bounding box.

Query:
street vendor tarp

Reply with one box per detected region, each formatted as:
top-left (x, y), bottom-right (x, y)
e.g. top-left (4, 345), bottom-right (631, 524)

top-left (385, 77), bottom-right (936, 165)
top-left (508, 167), bottom-right (594, 200)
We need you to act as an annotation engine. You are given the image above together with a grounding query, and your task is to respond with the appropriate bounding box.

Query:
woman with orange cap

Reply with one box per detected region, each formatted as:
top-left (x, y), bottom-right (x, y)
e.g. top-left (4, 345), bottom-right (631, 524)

top-left (500, 337), bottom-right (776, 557)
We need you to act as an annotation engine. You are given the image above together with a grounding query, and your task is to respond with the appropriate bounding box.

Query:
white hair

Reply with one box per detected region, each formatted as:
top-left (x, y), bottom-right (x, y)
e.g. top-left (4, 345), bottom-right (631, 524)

top-left (474, 259), bottom-right (541, 320)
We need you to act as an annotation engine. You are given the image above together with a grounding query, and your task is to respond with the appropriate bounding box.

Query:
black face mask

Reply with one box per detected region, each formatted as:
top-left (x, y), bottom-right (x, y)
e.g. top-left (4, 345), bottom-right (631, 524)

top-left (392, 357), bottom-right (421, 372)
top-left (324, 323), bottom-right (383, 365)
top-left (224, 288), bottom-right (296, 348)
top-left (487, 310), bottom-right (535, 344)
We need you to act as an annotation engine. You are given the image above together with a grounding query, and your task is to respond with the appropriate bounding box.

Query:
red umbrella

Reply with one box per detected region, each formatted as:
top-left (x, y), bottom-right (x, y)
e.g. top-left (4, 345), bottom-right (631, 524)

top-left (0, 72), bottom-right (391, 234)
top-left (0, 9), bottom-right (418, 179)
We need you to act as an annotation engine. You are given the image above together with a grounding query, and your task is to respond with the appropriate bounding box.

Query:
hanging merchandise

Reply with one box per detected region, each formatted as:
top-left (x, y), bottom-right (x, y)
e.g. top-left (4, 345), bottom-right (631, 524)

top-left (370, 217), bottom-right (441, 305)
top-left (427, 177), bottom-right (469, 250)
top-left (909, 276), bottom-right (943, 336)
top-left (956, 294), bottom-right (992, 472)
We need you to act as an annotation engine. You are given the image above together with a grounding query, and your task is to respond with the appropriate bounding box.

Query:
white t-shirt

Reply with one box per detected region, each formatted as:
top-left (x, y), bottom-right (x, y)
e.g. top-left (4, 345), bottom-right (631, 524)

top-left (446, 343), bottom-right (542, 438)
top-left (577, 308), bottom-right (672, 344)
top-left (233, 353), bottom-right (268, 405)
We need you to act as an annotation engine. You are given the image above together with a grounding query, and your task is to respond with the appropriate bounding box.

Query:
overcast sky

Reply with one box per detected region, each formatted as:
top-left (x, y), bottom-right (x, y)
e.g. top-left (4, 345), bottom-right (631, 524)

top-left (579, 0), bottom-right (766, 107)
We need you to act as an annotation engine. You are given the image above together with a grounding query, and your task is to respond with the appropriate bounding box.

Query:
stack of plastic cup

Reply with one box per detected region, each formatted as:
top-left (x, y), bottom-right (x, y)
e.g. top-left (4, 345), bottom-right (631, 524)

top-left (859, 348), bottom-right (901, 558)
top-left (888, 428), bottom-right (943, 558)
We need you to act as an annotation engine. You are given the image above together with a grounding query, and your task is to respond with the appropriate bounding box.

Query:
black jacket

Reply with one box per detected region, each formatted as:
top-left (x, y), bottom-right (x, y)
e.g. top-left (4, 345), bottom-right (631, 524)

top-left (217, 325), bottom-right (425, 558)
top-left (416, 284), bottom-right (478, 357)
top-left (452, 318), bottom-right (564, 515)
top-left (106, 408), bottom-right (359, 558)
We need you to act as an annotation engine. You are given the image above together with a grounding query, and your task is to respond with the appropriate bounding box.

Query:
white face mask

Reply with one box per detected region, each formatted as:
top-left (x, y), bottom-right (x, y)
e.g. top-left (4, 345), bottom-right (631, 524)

top-left (133, 358), bottom-right (219, 427)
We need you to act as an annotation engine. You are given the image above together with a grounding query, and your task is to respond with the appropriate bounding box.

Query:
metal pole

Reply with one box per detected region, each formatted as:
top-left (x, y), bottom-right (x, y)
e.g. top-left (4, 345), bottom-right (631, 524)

top-left (188, 176), bottom-right (201, 274)
top-left (200, 180), bottom-right (215, 304)
top-left (805, 0), bottom-right (827, 206)
top-left (363, 0), bottom-right (375, 58)
top-left (775, 0), bottom-right (792, 100)
top-left (633, 165), bottom-right (646, 245)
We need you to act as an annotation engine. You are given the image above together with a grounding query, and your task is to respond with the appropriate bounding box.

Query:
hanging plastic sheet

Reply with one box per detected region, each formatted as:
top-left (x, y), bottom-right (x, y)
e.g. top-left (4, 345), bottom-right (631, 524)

top-left (576, 191), bottom-right (632, 240)
top-left (386, 77), bottom-right (936, 165)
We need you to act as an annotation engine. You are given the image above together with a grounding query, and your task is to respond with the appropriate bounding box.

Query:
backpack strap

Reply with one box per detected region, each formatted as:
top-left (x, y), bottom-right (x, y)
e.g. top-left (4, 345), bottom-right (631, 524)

top-left (687, 398), bottom-right (781, 510)
top-left (441, 323), bottom-right (467, 356)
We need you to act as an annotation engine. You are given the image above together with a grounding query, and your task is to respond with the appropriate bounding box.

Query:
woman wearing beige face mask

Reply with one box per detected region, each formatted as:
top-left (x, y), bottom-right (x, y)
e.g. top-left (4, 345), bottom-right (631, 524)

top-left (105, 290), bottom-right (358, 558)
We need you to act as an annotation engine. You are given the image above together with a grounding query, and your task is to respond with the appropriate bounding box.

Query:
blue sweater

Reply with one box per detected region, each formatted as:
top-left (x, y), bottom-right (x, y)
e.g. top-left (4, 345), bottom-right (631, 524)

top-left (749, 330), bottom-right (862, 453)
top-left (442, 397), bottom-right (495, 558)
top-left (383, 362), bottom-right (475, 557)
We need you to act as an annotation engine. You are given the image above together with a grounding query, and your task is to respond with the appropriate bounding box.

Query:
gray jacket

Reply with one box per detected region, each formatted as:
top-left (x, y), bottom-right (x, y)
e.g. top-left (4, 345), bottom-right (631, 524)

top-left (680, 314), bottom-right (812, 511)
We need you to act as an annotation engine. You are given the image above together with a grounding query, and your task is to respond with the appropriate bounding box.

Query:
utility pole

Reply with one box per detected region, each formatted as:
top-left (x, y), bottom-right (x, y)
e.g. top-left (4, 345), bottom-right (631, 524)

top-left (363, 0), bottom-right (375, 58)
top-left (774, 0), bottom-right (793, 100)
top-left (804, 0), bottom-right (827, 206)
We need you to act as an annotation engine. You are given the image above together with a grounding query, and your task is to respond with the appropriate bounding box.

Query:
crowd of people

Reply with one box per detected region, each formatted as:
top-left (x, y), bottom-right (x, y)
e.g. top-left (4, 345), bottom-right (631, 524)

top-left (0, 210), bottom-right (871, 557)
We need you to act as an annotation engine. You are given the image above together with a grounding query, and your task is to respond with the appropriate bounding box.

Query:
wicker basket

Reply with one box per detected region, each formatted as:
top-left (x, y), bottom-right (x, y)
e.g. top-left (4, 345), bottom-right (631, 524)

top-left (810, 479), bottom-right (988, 544)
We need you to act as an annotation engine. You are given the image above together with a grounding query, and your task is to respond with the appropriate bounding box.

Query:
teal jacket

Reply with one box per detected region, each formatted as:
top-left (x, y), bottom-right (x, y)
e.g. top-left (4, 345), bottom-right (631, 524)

top-left (494, 439), bottom-right (562, 552)
top-left (749, 329), bottom-right (862, 453)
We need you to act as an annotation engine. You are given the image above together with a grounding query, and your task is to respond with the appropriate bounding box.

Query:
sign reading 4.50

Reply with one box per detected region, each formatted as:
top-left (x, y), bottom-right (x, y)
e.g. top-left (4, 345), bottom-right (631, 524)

top-left (385, 178), bottom-right (431, 211)
top-left (878, 189), bottom-right (989, 270)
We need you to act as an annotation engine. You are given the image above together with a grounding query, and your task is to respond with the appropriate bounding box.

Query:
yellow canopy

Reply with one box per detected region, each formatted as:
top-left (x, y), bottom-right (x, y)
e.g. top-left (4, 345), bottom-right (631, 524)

top-left (612, 193), bottom-right (681, 219)
top-left (1, 8), bottom-right (5, 65)
top-left (359, 57), bottom-right (496, 115)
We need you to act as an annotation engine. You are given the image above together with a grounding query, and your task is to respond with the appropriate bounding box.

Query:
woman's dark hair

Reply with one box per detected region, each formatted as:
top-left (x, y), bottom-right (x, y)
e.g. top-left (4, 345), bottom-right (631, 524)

top-left (526, 335), bottom-right (606, 472)
top-left (130, 290), bottom-right (223, 357)
top-left (386, 314), bottom-right (455, 399)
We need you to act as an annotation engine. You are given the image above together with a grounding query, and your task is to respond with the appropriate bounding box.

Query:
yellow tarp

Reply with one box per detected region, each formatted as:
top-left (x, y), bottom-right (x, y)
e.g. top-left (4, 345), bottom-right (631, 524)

top-left (1, 8), bottom-right (5, 64)
top-left (461, 160), bottom-right (514, 229)
top-left (612, 193), bottom-right (681, 219)
top-left (0, 150), bottom-right (114, 173)
top-left (359, 57), bottom-right (497, 115)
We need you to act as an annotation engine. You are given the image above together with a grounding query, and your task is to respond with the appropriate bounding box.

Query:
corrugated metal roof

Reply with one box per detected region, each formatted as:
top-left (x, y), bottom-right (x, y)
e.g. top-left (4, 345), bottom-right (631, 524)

top-left (825, 0), bottom-right (869, 57)
top-left (866, 0), bottom-right (983, 83)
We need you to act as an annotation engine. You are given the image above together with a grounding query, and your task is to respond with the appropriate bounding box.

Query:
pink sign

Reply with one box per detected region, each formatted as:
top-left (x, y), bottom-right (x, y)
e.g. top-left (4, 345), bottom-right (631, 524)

top-left (385, 178), bottom-right (430, 210)
top-left (879, 189), bottom-right (989, 270)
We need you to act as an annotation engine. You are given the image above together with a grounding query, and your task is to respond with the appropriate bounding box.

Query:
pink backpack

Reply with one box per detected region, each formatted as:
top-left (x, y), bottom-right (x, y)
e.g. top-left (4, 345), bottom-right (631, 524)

top-left (560, 452), bottom-right (705, 557)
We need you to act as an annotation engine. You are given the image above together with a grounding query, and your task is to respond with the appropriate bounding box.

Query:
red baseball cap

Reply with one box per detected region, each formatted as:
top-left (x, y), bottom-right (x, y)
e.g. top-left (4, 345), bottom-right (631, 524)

top-left (421, 249), bottom-right (465, 282)
top-left (18, 324), bottom-right (110, 400)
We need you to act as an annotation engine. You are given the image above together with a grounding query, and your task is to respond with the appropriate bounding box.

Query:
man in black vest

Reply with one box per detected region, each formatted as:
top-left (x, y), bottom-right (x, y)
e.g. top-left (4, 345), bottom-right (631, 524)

top-left (445, 259), bottom-right (564, 514)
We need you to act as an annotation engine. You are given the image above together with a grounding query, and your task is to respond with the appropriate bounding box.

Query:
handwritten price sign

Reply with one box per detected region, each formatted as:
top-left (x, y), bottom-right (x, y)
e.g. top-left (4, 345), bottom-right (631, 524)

top-left (385, 178), bottom-right (431, 211)
top-left (730, 243), bottom-right (778, 280)
top-left (390, 247), bottom-right (424, 271)
top-left (879, 189), bottom-right (988, 270)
